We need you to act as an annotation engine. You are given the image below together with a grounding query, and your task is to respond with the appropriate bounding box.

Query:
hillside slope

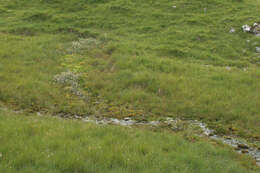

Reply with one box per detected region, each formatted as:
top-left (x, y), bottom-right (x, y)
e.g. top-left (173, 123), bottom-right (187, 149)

top-left (0, 0), bottom-right (259, 155)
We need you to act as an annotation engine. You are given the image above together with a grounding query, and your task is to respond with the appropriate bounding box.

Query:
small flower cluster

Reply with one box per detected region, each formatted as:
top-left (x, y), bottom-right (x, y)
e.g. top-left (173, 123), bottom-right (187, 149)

top-left (53, 71), bottom-right (85, 99)
top-left (53, 71), bottom-right (80, 88)
top-left (70, 38), bottom-right (101, 53)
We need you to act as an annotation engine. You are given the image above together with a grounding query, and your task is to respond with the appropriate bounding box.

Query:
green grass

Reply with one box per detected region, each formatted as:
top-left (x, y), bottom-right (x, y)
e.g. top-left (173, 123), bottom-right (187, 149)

top-left (0, 0), bottom-right (259, 150)
top-left (1, 1), bottom-right (260, 171)
top-left (0, 109), bottom-right (259, 173)
top-left (1, 0), bottom-right (260, 138)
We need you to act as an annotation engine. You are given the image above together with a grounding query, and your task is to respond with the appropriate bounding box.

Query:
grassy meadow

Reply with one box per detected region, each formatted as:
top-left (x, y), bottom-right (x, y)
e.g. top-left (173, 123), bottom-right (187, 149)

top-left (0, 0), bottom-right (260, 171)
top-left (0, 0), bottom-right (259, 138)
top-left (0, 109), bottom-right (259, 173)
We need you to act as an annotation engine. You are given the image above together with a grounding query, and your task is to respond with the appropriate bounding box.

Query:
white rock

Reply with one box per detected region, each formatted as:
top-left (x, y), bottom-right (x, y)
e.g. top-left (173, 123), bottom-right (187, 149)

top-left (110, 118), bottom-right (120, 124)
top-left (229, 28), bottom-right (236, 33)
top-left (225, 66), bottom-right (231, 71)
top-left (149, 121), bottom-right (160, 126)
top-left (124, 117), bottom-right (131, 121)
top-left (242, 24), bottom-right (251, 32)
top-left (172, 6), bottom-right (176, 8)
top-left (256, 47), bottom-right (260, 53)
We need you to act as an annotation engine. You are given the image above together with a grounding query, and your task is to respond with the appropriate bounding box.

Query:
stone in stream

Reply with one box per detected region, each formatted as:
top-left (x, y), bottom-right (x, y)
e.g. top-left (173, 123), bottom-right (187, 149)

top-left (237, 143), bottom-right (249, 149)
top-left (224, 136), bottom-right (232, 140)
top-left (124, 117), bottom-right (131, 121)
top-left (148, 121), bottom-right (160, 126)
top-left (241, 150), bottom-right (249, 154)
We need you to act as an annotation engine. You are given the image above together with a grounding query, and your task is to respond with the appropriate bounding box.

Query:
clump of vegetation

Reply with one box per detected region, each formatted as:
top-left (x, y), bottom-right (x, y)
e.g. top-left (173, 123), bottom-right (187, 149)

top-left (53, 71), bottom-right (84, 98)
top-left (70, 38), bottom-right (102, 53)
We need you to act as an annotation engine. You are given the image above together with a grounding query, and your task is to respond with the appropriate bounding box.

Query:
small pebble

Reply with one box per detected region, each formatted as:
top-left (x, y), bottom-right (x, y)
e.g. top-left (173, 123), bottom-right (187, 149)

top-left (237, 143), bottom-right (249, 149)
top-left (229, 28), bottom-right (236, 33)
top-left (124, 117), bottom-right (131, 121)
top-left (242, 24), bottom-right (251, 32)
top-left (225, 66), bottom-right (231, 71)
top-left (241, 150), bottom-right (249, 154)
